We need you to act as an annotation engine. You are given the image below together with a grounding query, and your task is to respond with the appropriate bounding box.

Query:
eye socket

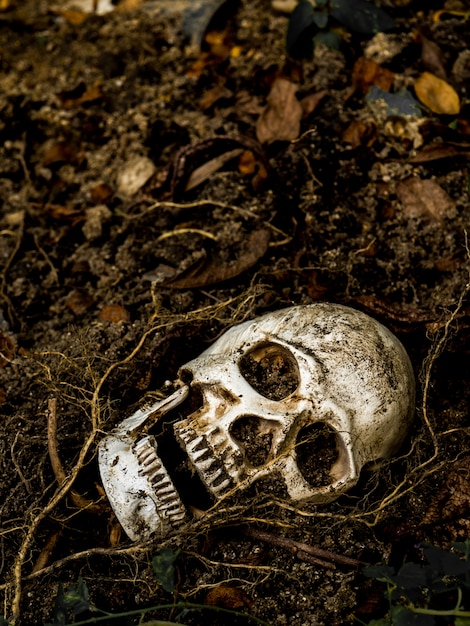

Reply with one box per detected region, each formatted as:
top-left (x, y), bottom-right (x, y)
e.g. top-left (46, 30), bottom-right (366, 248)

top-left (239, 343), bottom-right (300, 401)
top-left (295, 423), bottom-right (339, 487)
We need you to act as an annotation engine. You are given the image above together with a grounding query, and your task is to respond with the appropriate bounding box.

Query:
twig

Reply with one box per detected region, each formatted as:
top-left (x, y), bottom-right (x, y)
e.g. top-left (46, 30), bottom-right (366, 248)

top-left (47, 397), bottom-right (103, 513)
top-left (10, 426), bottom-right (98, 623)
top-left (23, 545), bottom-right (150, 582)
top-left (10, 433), bottom-right (32, 494)
top-left (242, 526), bottom-right (367, 569)
top-left (31, 530), bottom-right (62, 575)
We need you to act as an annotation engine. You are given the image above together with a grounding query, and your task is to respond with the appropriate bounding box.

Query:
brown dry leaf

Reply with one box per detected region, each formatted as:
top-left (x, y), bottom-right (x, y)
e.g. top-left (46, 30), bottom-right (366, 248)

top-left (99, 304), bottom-right (130, 323)
top-left (161, 228), bottom-right (270, 289)
top-left (115, 0), bottom-right (144, 11)
top-left (351, 57), bottom-right (394, 94)
top-left (418, 33), bottom-right (447, 80)
top-left (396, 177), bottom-right (457, 221)
top-left (91, 183), bottom-right (114, 203)
top-left (199, 85), bottom-right (233, 111)
top-left (414, 72), bottom-right (460, 115)
top-left (256, 78), bottom-right (302, 144)
top-left (238, 150), bottom-right (269, 190)
top-left (421, 456), bottom-right (470, 537)
top-left (355, 295), bottom-right (439, 325)
top-left (205, 29), bottom-right (232, 58)
top-left (109, 522), bottom-right (122, 546)
top-left (0, 330), bottom-right (16, 367)
top-left (342, 120), bottom-right (376, 148)
top-left (186, 29), bottom-right (232, 77)
top-left (238, 150), bottom-right (258, 175)
top-left (30, 202), bottom-right (83, 222)
top-left (42, 142), bottom-right (80, 167)
top-left (205, 585), bottom-right (252, 609)
top-left (54, 9), bottom-right (89, 25)
top-left (300, 90), bottom-right (328, 118)
top-left (65, 290), bottom-right (94, 314)
top-left (58, 83), bottom-right (103, 109)
top-left (408, 141), bottom-right (470, 163)
top-left (185, 148), bottom-right (243, 191)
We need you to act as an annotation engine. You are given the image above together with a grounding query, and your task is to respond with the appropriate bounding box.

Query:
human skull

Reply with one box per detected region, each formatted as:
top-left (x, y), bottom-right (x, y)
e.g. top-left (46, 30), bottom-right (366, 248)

top-left (99, 303), bottom-right (415, 541)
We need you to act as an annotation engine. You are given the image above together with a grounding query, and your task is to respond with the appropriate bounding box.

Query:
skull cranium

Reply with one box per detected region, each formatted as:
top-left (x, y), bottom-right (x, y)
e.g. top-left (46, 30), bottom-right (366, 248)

top-left (99, 303), bottom-right (415, 540)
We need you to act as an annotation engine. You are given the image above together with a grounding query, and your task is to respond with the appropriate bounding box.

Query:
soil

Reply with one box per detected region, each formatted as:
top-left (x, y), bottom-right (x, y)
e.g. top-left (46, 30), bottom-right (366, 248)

top-left (0, 1), bottom-right (469, 625)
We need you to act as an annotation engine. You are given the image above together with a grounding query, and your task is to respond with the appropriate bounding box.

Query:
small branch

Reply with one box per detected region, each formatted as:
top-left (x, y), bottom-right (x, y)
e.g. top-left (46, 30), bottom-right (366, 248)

top-left (31, 530), bottom-right (62, 574)
top-left (47, 397), bottom-right (103, 513)
top-left (242, 526), bottom-right (367, 569)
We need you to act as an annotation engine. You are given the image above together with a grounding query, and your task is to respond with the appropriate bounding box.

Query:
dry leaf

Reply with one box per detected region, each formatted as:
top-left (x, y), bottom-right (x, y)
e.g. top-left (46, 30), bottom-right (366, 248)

top-left (342, 120), bottom-right (376, 148)
top-left (419, 33), bottom-right (447, 80)
top-left (91, 183), bottom-right (114, 203)
top-left (351, 57), bottom-right (394, 94)
top-left (300, 90), bottom-right (328, 118)
top-left (238, 150), bottom-right (258, 175)
top-left (55, 9), bottom-right (89, 25)
top-left (185, 148), bottom-right (243, 191)
top-left (421, 456), bottom-right (470, 537)
top-left (206, 584), bottom-right (252, 609)
top-left (42, 142), bottom-right (80, 167)
top-left (238, 150), bottom-right (269, 189)
top-left (199, 85), bottom-right (233, 111)
top-left (256, 78), bottom-right (302, 144)
top-left (396, 177), bottom-right (457, 221)
top-left (0, 330), bottom-right (16, 368)
top-left (99, 305), bottom-right (130, 323)
top-left (115, 0), bottom-right (144, 11)
top-left (65, 290), bottom-right (94, 314)
top-left (58, 83), bottom-right (103, 109)
top-left (158, 228), bottom-right (270, 289)
top-left (408, 142), bottom-right (470, 163)
top-left (414, 72), bottom-right (460, 115)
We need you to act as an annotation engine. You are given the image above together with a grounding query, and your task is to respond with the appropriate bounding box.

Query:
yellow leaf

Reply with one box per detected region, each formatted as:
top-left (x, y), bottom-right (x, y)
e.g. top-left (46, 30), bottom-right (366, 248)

top-left (414, 72), bottom-right (460, 115)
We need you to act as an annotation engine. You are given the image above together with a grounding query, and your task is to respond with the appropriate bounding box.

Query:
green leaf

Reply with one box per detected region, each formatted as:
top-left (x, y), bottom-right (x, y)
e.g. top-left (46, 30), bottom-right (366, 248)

top-left (0, 618), bottom-right (10, 626)
top-left (455, 617), bottom-right (470, 626)
top-left (313, 30), bottom-right (340, 50)
top-left (152, 548), bottom-right (180, 594)
top-left (56, 577), bottom-right (91, 618)
top-left (286, 1), bottom-right (317, 58)
top-left (312, 10), bottom-right (328, 29)
top-left (423, 545), bottom-right (469, 579)
top-left (363, 564), bottom-right (396, 583)
top-left (452, 539), bottom-right (470, 561)
top-left (330, 0), bottom-right (395, 34)
top-left (394, 562), bottom-right (428, 590)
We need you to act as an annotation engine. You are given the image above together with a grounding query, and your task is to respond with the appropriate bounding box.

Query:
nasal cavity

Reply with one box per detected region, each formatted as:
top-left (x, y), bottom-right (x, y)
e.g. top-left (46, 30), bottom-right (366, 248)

top-left (230, 415), bottom-right (276, 467)
top-left (295, 423), bottom-right (339, 487)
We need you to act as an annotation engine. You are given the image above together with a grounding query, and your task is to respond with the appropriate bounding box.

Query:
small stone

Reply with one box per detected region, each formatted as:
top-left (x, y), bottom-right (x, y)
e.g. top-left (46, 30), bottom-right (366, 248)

top-left (117, 155), bottom-right (156, 196)
top-left (82, 205), bottom-right (112, 241)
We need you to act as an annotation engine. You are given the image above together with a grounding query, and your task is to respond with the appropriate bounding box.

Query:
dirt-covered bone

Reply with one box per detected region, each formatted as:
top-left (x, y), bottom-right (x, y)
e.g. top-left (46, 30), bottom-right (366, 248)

top-left (98, 303), bottom-right (415, 541)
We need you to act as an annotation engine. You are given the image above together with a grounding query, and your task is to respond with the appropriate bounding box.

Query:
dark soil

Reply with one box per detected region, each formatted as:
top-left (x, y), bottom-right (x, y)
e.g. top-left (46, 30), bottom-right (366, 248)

top-left (0, 1), bottom-right (469, 625)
